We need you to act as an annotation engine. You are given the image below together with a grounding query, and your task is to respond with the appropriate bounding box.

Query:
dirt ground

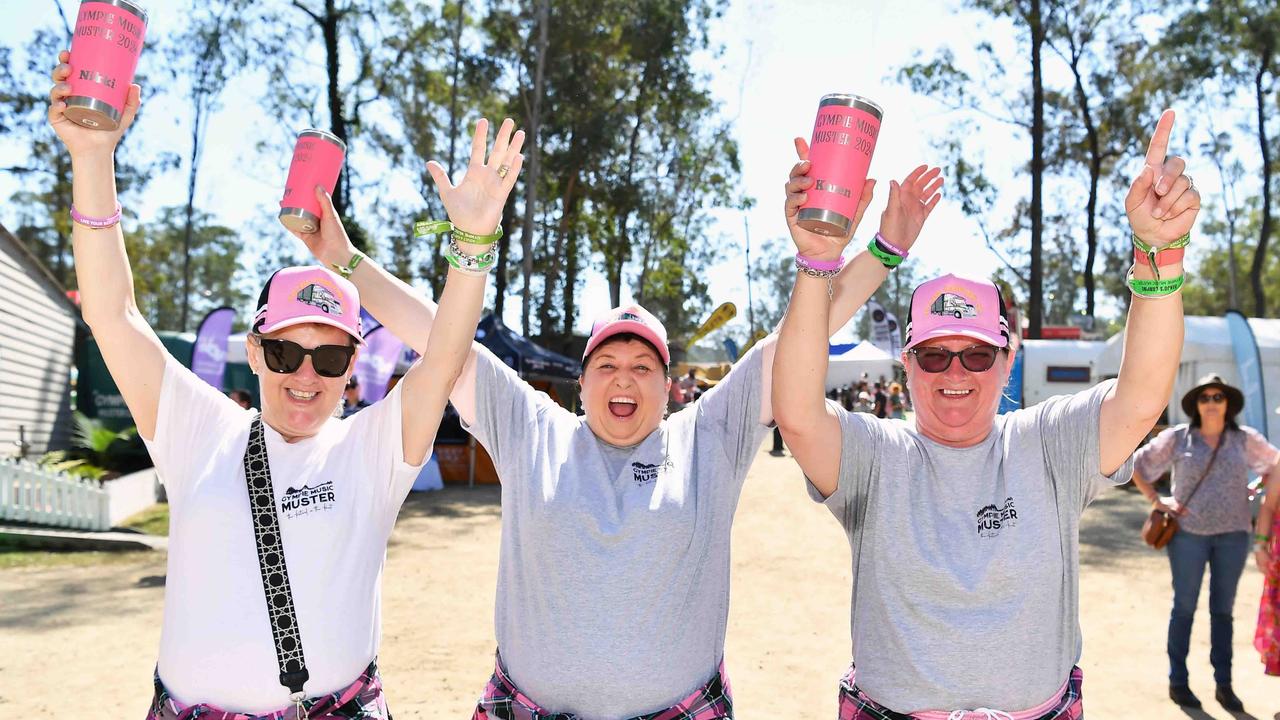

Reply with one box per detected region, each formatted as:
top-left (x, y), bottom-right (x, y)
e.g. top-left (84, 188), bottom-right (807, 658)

top-left (2, 445), bottom-right (1277, 719)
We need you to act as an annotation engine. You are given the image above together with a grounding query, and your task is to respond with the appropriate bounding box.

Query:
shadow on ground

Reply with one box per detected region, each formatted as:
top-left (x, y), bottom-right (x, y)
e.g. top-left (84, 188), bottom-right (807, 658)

top-left (1080, 485), bottom-right (1157, 568)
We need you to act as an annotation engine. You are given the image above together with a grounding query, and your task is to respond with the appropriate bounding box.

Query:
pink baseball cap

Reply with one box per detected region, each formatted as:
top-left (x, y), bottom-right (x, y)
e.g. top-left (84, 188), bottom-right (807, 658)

top-left (904, 274), bottom-right (1010, 350)
top-left (252, 266), bottom-right (364, 344)
top-left (582, 304), bottom-right (670, 366)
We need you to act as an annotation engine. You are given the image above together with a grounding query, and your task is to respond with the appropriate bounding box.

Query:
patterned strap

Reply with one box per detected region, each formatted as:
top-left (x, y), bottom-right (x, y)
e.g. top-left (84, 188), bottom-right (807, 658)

top-left (243, 415), bottom-right (310, 700)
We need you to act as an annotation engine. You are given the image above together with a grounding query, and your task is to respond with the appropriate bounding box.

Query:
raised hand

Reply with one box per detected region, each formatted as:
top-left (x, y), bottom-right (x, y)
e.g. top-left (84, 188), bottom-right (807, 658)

top-left (877, 164), bottom-right (943, 253)
top-left (289, 187), bottom-right (356, 269)
top-left (1125, 110), bottom-right (1200, 246)
top-left (48, 50), bottom-right (140, 157)
top-left (784, 137), bottom-right (875, 261)
top-left (426, 118), bottom-right (525, 236)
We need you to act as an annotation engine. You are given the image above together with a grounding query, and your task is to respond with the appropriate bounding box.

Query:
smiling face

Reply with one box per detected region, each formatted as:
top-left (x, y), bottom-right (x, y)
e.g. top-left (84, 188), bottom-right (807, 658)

top-left (579, 337), bottom-right (671, 447)
top-left (247, 322), bottom-right (357, 442)
top-left (904, 335), bottom-right (1011, 448)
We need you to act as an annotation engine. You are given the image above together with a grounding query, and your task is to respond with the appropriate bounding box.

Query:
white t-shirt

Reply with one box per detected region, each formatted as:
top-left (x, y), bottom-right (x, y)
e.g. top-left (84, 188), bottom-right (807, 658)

top-left (144, 358), bottom-right (421, 714)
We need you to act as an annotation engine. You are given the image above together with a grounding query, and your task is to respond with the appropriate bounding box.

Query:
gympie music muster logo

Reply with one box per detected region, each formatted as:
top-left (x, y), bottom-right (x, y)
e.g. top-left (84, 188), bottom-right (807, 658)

top-left (976, 496), bottom-right (1018, 538)
top-left (281, 480), bottom-right (336, 519)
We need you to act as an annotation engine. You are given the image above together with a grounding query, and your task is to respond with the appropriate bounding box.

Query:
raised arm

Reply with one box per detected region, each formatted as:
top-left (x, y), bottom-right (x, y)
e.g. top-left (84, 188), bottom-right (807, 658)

top-left (773, 137), bottom-right (942, 497)
top-left (1099, 110), bottom-right (1197, 475)
top-left (48, 51), bottom-right (167, 440)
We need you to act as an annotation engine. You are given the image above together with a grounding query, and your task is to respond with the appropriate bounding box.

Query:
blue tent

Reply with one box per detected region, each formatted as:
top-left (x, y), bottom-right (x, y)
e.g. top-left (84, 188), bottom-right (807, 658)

top-left (474, 314), bottom-right (580, 381)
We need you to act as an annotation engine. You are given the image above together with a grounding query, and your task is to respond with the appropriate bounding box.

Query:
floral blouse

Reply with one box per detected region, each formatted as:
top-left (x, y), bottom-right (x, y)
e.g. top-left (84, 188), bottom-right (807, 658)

top-left (1133, 424), bottom-right (1279, 535)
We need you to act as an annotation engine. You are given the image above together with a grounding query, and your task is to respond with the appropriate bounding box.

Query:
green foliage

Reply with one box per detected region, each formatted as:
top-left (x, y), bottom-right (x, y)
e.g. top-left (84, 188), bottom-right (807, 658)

top-left (127, 207), bottom-right (248, 332)
top-left (35, 412), bottom-right (150, 480)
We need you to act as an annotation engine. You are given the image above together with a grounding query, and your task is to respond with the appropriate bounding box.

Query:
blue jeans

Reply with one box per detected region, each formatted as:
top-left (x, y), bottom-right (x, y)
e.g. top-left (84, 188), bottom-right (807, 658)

top-left (1166, 529), bottom-right (1251, 686)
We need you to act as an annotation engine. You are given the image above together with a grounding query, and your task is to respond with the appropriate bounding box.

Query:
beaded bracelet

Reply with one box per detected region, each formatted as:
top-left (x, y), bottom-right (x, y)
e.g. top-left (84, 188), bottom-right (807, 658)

top-left (70, 202), bottom-right (123, 230)
top-left (444, 238), bottom-right (497, 275)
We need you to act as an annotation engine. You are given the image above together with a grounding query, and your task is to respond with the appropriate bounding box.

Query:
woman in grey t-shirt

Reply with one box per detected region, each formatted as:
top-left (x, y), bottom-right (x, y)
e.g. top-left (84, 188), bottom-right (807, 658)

top-left (775, 112), bottom-right (1199, 717)
top-left (1131, 374), bottom-right (1280, 712)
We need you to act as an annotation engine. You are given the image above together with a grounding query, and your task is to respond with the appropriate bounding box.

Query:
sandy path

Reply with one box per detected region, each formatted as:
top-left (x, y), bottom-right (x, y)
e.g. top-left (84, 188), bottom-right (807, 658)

top-left (2, 446), bottom-right (1276, 718)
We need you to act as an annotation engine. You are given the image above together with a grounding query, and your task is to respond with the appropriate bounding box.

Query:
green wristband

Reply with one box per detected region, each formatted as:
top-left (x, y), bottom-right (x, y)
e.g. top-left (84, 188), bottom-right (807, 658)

top-left (1257, 533), bottom-right (1272, 543)
top-left (331, 252), bottom-right (364, 278)
top-left (414, 219), bottom-right (502, 246)
top-left (1131, 232), bottom-right (1190, 282)
top-left (866, 237), bottom-right (903, 268)
top-left (1127, 265), bottom-right (1184, 298)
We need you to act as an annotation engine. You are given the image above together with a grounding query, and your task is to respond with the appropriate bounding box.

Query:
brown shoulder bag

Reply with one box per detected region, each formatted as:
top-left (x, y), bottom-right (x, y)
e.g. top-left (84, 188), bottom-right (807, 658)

top-left (1141, 434), bottom-right (1221, 549)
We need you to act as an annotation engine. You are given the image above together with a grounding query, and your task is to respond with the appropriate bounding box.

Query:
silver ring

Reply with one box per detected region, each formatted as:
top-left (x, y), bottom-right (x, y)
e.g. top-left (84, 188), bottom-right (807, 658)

top-left (1186, 175), bottom-right (1195, 190)
top-left (497, 165), bottom-right (510, 179)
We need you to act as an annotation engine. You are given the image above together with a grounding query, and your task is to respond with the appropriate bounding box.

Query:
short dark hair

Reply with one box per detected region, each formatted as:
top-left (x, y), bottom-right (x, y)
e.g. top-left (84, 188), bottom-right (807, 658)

top-left (584, 332), bottom-right (668, 371)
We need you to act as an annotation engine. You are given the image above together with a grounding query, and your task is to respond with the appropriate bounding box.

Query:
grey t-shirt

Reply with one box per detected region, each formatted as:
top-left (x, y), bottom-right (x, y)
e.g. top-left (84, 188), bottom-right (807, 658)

top-left (464, 344), bottom-right (769, 718)
top-left (812, 380), bottom-right (1133, 713)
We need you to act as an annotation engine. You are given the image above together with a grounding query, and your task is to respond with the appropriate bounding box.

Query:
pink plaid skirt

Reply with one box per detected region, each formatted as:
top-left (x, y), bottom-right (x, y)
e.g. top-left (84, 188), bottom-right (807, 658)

top-left (146, 661), bottom-right (389, 719)
top-left (837, 666), bottom-right (1084, 720)
top-left (472, 652), bottom-right (733, 720)
top-left (1257, 514), bottom-right (1280, 676)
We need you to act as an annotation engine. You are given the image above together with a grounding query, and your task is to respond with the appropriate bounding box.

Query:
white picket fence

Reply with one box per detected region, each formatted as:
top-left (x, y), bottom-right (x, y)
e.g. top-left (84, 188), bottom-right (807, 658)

top-left (0, 458), bottom-right (111, 531)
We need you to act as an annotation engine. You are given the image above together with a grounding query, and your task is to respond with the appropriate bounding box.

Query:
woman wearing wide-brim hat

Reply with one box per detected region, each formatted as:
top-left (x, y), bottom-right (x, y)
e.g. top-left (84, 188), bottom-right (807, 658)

top-left (1132, 373), bottom-right (1280, 712)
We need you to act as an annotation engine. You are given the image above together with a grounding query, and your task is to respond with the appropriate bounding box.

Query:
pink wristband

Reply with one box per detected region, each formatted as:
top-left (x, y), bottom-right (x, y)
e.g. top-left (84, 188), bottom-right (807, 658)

top-left (874, 232), bottom-right (909, 259)
top-left (70, 202), bottom-right (123, 229)
top-left (796, 253), bottom-right (845, 272)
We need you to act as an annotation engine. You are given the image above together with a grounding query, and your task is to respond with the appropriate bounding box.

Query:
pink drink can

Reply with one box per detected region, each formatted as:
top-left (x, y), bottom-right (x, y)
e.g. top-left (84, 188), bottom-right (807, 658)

top-left (278, 129), bottom-right (347, 234)
top-left (797, 93), bottom-right (883, 237)
top-left (65, 0), bottom-right (148, 131)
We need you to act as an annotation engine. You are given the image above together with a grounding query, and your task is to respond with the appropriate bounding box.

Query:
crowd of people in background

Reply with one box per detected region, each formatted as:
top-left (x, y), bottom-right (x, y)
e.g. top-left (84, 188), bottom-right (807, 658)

top-left (827, 374), bottom-right (910, 419)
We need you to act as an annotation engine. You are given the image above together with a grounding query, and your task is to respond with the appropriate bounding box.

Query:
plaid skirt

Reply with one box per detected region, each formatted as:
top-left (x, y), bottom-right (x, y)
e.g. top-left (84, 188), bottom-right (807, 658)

top-left (472, 652), bottom-right (733, 720)
top-left (837, 666), bottom-right (1084, 720)
top-left (147, 660), bottom-right (390, 720)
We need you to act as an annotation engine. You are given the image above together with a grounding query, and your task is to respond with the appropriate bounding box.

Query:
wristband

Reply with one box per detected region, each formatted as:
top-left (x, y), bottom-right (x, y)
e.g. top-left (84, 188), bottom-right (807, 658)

top-left (1131, 232), bottom-right (1190, 282)
top-left (1257, 533), bottom-right (1272, 544)
top-left (70, 202), bottom-right (123, 229)
top-left (1127, 265), bottom-right (1184, 298)
top-left (795, 253), bottom-right (844, 273)
top-left (874, 232), bottom-right (909, 259)
top-left (331, 252), bottom-right (364, 279)
top-left (414, 219), bottom-right (502, 246)
top-left (444, 238), bottom-right (497, 275)
top-left (866, 237), bottom-right (903, 268)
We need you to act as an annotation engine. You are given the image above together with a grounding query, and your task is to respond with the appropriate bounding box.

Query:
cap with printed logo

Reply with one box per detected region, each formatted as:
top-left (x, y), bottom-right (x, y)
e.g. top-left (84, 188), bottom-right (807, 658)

top-left (904, 274), bottom-right (1009, 350)
top-left (582, 304), bottom-right (671, 366)
top-left (252, 266), bottom-right (364, 345)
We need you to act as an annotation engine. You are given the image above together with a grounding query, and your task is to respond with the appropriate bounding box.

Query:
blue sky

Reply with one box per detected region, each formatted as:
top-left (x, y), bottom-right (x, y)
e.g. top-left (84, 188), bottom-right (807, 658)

top-left (1, 0), bottom-right (1232, 343)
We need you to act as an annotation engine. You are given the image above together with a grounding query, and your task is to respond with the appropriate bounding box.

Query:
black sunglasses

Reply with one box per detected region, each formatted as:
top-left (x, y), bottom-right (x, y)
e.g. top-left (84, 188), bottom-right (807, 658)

top-left (253, 336), bottom-right (355, 378)
top-left (1198, 392), bottom-right (1226, 404)
top-left (908, 345), bottom-right (1000, 374)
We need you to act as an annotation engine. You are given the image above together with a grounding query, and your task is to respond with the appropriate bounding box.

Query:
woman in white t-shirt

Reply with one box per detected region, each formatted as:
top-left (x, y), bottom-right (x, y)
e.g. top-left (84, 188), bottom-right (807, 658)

top-left (302, 136), bottom-right (946, 714)
top-left (47, 52), bottom-right (524, 719)
top-left (775, 112), bottom-right (1198, 717)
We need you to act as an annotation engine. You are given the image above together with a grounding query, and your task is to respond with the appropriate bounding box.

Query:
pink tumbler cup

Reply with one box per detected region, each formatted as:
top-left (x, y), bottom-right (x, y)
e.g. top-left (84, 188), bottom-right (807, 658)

top-left (797, 93), bottom-right (883, 237)
top-left (278, 129), bottom-right (347, 234)
top-left (65, 0), bottom-right (148, 131)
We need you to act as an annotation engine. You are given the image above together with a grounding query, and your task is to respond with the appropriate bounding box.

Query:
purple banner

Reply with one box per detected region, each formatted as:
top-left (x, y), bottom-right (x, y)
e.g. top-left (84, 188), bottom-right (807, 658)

top-left (191, 306), bottom-right (236, 389)
top-left (354, 326), bottom-right (405, 403)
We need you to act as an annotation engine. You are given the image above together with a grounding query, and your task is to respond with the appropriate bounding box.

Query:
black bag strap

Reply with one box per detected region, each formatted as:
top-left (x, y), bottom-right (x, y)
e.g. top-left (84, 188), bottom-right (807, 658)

top-left (243, 415), bottom-right (310, 704)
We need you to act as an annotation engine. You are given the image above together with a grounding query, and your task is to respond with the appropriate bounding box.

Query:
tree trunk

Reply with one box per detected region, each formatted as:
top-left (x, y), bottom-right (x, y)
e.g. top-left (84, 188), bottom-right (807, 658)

top-left (180, 108), bottom-right (201, 332)
top-left (1251, 54), bottom-right (1274, 317)
top-left (446, 1), bottom-right (464, 175)
top-left (319, 0), bottom-right (357, 249)
top-left (519, 0), bottom-right (549, 336)
top-left (1027, 0), bottom-right (1045, 339)
top-left (494, 191), bottom-right (516, 318)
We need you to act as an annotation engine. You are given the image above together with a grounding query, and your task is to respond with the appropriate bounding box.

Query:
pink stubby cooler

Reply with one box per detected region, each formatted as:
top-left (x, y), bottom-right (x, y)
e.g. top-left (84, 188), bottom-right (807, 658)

top-left (278, 129), bottom-right (347, 234)
top-left (65, 0), bottom-right (149, 131)
top-left (797, 93), bottom-right (883, 237)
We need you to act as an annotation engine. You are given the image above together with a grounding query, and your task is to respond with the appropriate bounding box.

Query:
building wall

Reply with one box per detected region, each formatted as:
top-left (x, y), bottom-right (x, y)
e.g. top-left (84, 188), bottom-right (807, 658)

top-left (0, 225), bottom-right (77, 458)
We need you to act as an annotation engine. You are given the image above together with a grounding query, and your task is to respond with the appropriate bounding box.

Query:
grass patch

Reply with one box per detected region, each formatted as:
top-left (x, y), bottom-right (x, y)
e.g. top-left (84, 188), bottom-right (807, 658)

top-left (120, 503), bottom-right (170, 536)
